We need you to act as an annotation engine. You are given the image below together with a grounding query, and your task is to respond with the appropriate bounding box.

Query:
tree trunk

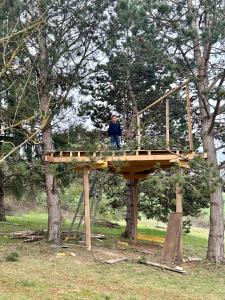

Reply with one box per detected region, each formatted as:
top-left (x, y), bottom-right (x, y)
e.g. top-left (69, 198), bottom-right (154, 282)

top-left (0, 172), bottom-right (6, 222)
top-left (39, 2), bottom-right (61, 243)
top-left (198, 80), bottom-right (224, 262)
top-left (201, 120), bottom-right (224, 262)
top-left (187, 0), bottom-right (224, 262)
top-left (122, 179), bottom-right (139, 241)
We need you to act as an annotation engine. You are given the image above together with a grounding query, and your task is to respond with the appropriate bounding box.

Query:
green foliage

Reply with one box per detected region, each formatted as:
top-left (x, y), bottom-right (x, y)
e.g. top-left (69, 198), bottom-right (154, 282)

top-left (157, 3), bottom-right (171, 15)
top-left (139, 164), bottom-right (210, 224)
top-left (6, 252), bottom-right (19, 262)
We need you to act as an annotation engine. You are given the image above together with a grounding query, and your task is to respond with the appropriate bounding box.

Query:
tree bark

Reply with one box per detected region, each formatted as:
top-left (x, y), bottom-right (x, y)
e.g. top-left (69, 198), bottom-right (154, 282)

top-left (38, 2), bottom-right (61, 243)
top-left (0, 170), bottom-right (6, 222)
top-left (202, 121), bottom-right (224, 262)
top-left (187, 0), bottom-right (224, 262)
top-left (122, 179), bottom-right (139, 241)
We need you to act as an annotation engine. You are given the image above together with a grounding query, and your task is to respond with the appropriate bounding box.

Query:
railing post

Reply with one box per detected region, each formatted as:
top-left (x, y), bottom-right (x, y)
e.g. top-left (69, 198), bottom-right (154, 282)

top-left (136, 114), bottom-right (141, 150)
top-left (166, 98), bottom-right (170, 149)
top-left (176, 167), bottom-right (183, 261)
top-left (186, 82), bottom-right (194, 151)
top-left (83, 166), bottom-right (91, 251)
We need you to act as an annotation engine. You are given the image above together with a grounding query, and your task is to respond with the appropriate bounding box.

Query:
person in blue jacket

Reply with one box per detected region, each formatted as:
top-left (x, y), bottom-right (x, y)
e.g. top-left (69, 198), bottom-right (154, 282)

top-left (108, 115), bottom-right (122, 150)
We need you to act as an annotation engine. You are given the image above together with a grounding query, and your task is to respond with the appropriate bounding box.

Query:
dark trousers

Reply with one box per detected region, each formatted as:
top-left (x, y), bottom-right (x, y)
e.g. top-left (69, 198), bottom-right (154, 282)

top-left (110, 135), bottom-right (121, 150)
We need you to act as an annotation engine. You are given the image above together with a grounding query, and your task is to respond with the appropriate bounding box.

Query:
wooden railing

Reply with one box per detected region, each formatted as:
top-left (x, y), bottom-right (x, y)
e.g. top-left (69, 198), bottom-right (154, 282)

top-left (135, 80), bottom-right (194, 151)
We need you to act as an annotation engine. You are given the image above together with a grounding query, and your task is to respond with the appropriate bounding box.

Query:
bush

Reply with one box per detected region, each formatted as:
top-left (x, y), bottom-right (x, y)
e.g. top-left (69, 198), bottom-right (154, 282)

top-left (6, 252), bottom-right (19, 262)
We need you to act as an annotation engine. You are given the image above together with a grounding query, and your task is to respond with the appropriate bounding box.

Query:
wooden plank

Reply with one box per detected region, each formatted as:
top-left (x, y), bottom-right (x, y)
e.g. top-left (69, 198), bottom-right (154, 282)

top-left (176, 168), bottom-right (183, 261)
top-left (136, 115), bottom-right (141, 150)
top-left (105, 258), bottom-right (127, 264)
top-left (139, 260), bottom-right (188, 275)
top-left (186, 82), bottom-right (194, 151)
top-left (133, 179), bottom-right (139, 244)
top-left (44, 153), bottom-right (196, 163)
top-left (166, 98), bottom-right (170, 148)
top-left (162, 212), bottom-right (182, 264)
top-left (83, 167), bottom-right (91, 251)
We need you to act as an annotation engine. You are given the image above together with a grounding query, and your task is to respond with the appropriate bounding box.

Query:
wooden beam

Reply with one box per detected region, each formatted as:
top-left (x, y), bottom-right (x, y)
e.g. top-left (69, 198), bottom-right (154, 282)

top-left (44, 152), bottom-right (198, 163)
top-left (176, 167), bottom-right (183, 261)
top-left (136, 115), bottom-right (141, 150)
top-left (83, 167), bottom-right (91, 251)
top-left (166, 98), bottom-right (170, 148)
top-left (133, 179), bottom-right (139, 244)
top-left (186, 82), bottom-right (194, 151)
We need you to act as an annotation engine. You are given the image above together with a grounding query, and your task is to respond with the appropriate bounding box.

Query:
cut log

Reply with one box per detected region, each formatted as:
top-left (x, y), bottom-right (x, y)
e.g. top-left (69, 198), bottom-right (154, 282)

top-left (162, 212), bottom-right (182, 264)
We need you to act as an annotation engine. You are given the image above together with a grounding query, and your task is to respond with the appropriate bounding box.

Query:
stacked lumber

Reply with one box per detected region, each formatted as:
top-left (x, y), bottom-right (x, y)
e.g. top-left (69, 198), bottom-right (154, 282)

top-left (9, 230), bottom-right (44, 242)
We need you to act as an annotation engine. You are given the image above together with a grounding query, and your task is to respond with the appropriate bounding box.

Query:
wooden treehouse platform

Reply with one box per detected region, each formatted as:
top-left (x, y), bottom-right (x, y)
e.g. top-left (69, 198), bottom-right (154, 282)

top-left (44, 149), bottom-right (207, 180)
top-left (43, 80), bottom-right (207, 262)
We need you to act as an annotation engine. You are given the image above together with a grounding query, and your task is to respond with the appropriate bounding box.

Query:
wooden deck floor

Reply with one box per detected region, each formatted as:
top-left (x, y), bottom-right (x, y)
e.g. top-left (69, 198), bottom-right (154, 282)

top-left (44, 150), bottom-right (207, 180)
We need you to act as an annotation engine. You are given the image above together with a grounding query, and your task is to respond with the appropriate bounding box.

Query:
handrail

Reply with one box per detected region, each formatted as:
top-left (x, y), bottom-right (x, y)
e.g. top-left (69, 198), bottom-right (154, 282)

top-left (137, 80), bottom-right (189, 116)
top-left (135, 79), bottom-right (193, 151)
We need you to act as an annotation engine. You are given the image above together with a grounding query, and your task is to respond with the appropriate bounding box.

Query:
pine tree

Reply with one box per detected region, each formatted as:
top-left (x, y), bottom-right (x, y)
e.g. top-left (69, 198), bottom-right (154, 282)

top-left (148, 0), bottom-right (225, 262)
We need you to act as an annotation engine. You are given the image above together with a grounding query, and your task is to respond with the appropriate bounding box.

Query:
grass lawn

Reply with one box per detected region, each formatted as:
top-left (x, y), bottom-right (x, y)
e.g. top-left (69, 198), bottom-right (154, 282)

top-left (0, 212), bottom-right (224, 300)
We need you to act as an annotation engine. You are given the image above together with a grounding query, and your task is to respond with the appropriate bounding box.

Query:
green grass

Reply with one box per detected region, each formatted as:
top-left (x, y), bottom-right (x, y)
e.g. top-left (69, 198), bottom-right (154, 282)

top-left (0, 212), bottom-right (225, 300)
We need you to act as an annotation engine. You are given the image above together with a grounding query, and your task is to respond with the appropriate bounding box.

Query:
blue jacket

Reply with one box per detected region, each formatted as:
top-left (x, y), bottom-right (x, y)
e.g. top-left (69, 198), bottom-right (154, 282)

top-left (108, 122), bottom-right (122, 137)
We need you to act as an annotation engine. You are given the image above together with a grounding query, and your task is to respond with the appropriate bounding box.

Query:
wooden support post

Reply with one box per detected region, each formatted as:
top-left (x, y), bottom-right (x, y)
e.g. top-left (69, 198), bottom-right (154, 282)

top-left (166, 98), bottom-right (170, 148)
top-left (83, 167), bottom-right (91, 251)
top-left (136, 115), bottom-right (141, 150)
top-left (186, 82), bottom-right (194, 151)
top-left (133, 179), bottom-right (139, 244)
top-left (176, 167), bottom-right (183, 261)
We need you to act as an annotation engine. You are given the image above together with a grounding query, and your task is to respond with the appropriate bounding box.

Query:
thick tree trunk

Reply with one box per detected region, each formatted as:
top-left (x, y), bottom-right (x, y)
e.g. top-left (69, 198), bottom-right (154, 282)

top-left (0, 174), bottom-right (6, 222)
top-left (187, 0), bottom-right (224, 262)
top-left (122, 179), bottom-right (139, 241)
top-left (201, 120), bottom-right (224, 262)
top-left (46, 172), bottom-right (61, 242)
top-left (198, 78), bottom-right (224, 262)
top-left (39, 2), bottom-right (61, 243)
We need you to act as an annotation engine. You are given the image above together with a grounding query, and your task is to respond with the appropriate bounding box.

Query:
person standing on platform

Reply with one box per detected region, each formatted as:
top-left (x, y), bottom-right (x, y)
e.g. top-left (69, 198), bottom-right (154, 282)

top-left (108, 115), bottom-right (122, 150)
